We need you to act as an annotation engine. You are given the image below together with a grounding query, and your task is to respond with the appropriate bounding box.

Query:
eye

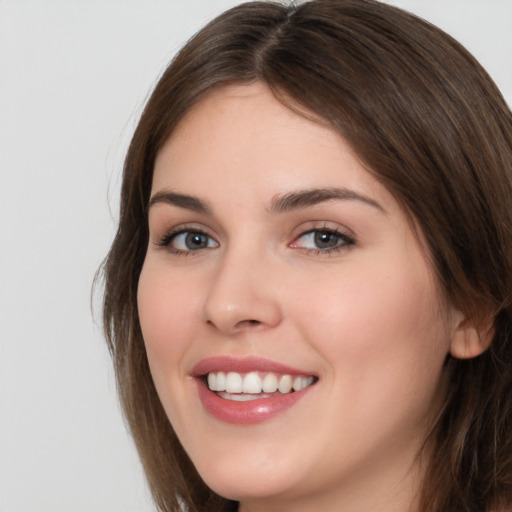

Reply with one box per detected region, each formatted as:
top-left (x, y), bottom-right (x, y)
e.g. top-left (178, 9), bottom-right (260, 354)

top-left (158, 229), bottom-right (219, 254)
top-left (291, 228), bottom-right (354, 253)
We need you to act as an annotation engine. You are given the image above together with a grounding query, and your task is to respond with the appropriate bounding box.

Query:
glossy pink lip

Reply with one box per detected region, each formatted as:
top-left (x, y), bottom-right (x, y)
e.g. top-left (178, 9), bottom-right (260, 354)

top-left (192, 356), bottom-right (315, 377)
top-left (192, 356), bottom-right (317, 425)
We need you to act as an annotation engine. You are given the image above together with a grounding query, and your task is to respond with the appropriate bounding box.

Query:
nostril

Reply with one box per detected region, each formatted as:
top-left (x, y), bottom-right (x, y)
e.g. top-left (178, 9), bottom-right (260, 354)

top-left (236, 319), bottom-right (262, 329)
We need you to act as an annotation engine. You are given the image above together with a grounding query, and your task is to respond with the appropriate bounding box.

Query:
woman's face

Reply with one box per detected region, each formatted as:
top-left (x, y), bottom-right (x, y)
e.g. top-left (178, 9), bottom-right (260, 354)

top-left (138, 83), bottom-right (461, 511)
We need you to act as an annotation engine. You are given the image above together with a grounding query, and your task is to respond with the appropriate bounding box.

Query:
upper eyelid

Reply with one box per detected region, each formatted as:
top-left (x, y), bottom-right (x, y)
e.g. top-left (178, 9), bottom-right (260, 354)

top-left (292, 227), bottom-right (355, 244)
top-left (149, 214), bottom-right (222, 239)
top-left (151, 221), bottom-right (213, 237)
top-left (291, 220), bottom-right (356, 239)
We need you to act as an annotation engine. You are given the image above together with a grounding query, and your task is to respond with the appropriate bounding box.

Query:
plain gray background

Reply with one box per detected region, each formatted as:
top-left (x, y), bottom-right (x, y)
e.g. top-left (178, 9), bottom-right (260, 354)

top-left (1, 1), bottom-right (511, 510)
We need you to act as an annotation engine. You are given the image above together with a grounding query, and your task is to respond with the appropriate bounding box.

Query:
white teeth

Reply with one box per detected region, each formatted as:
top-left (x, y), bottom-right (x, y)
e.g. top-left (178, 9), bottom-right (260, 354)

top-left (278, 375), bottom-right (293, 393)
top-left (216, 371), bottom-right (226, 391)
top-left (262, 373), bottom-right (278, 393)
top-left (206, 371), bottom-right (315, 396)
top-left (208, 372), bottom-right (227, 391)
top-left (207, 372), bottom-right (217, 391)
top-left (242, 372), bottom-right (262, 394)
top-left (225, 372), bottom-right (243, 393)
top-left (218, 392), bottom-right (272, 402)
top-left (293, 376), bottom-right (314, 391)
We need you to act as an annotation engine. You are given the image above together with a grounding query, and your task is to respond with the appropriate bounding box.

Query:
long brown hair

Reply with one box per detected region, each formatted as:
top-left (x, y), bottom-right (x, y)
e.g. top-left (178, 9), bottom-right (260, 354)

top-left (101, 1), bottom-right (512, 510)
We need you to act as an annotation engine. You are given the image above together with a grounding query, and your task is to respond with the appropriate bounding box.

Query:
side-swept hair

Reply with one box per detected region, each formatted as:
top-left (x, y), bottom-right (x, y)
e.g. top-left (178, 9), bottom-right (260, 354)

top-left (101, 1), bottom-right (512, 510)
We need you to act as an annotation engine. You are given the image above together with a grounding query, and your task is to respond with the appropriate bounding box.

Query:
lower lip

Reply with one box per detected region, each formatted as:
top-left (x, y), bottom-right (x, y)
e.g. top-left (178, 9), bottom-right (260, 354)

top-left (196, 379), bottom-right (314, 424)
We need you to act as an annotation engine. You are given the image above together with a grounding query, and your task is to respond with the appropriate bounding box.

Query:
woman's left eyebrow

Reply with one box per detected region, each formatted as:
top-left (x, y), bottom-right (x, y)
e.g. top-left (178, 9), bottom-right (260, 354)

top-left (269, 187), bottom-right (386, 214)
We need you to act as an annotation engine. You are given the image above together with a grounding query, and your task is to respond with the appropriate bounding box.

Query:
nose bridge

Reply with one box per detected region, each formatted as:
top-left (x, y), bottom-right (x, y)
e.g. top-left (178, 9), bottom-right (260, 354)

top-left (202, 235), bottom-right (282, 334)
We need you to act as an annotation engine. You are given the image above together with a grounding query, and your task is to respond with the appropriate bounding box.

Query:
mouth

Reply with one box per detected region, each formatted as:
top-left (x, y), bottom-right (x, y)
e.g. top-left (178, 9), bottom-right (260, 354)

top-left (206, 371), bottom-right (316, 401)
top-left (192, 357), bottom-right (318, 424)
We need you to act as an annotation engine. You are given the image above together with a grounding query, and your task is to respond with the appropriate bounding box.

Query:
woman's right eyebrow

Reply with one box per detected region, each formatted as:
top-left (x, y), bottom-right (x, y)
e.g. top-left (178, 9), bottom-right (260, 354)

top-left (148, 191), bottom-right (211, 214)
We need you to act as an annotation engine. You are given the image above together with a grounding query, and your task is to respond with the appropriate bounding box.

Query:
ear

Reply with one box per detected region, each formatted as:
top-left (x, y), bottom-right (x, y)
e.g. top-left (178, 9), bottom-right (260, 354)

top-left (449, 312), bottom-right (494, 360)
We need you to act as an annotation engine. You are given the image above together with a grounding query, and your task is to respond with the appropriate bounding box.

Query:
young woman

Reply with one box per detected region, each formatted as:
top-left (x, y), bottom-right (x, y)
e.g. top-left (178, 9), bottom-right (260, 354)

top-left (101, 1), bottom-right (512, 510)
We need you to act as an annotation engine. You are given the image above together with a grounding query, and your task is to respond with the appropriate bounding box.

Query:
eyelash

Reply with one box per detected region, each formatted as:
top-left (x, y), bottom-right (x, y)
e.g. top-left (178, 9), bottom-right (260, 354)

top-left (156, 227), bottom-right (218, 256)
top-left (155, 226), bottom-right (355, 256)
top-left (291, 227), bottom-right (355, 255)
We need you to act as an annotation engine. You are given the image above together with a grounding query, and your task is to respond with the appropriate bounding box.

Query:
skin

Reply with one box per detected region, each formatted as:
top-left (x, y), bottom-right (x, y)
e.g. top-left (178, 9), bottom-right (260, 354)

top-left (137, 83), bottom-right (470, 512)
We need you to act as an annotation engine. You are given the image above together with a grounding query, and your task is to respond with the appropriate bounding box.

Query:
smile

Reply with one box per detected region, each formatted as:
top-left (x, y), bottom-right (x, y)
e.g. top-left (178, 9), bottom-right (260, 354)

top-left (207, 371), bottom-right (315, 399)
top-left (193, 357), bottom-right (318, 424)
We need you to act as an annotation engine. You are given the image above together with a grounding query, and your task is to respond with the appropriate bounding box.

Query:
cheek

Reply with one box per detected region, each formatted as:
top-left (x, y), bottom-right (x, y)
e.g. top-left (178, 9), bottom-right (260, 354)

top-left (290, 261), bottom-right (451, 463)
top-left (137, 261), bottom-right (199, 369)
top-left (307, 251), bottom-right (446, 348)
top-left (293, 252), bottom-right (451, 405)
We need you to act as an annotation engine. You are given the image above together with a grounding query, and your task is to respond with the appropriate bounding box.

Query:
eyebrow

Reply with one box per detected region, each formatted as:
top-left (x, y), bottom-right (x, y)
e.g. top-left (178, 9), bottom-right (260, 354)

top-left (269, 187), bottom-right (385, 214)
top-left (148, 187), bottom-right (385, 215)
top-left (148, 191), bottom-right (211, 214)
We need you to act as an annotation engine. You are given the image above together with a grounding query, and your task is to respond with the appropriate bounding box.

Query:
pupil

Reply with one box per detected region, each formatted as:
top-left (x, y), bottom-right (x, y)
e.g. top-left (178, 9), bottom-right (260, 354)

top-left (186, 232), bottom-right (207, 249)
top-left (314, 231), bottom-right (338, 249)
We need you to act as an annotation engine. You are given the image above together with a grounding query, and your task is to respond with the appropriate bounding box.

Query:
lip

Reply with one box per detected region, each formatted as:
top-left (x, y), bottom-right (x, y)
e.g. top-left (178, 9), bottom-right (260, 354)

top-left (192, 356), bottom-right (315, 377)
top-left (192, 356), bottom-right (317, 424)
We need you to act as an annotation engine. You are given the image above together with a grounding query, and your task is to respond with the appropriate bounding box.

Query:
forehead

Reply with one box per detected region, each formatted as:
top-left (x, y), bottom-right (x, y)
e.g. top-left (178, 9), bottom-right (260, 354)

top-left (152, 83), bottom-right (387, 204)
top-left (156, 83), bottom-right (333, 170)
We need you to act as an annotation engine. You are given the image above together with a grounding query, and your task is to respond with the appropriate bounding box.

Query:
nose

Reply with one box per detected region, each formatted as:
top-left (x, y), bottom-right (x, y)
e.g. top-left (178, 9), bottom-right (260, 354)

top-left (201, 247), bottom-right (282, 335)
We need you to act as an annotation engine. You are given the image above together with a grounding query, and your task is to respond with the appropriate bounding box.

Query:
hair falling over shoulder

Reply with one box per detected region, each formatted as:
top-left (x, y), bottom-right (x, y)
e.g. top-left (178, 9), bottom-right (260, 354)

top-left (101, 1), bottom-right (512, 510)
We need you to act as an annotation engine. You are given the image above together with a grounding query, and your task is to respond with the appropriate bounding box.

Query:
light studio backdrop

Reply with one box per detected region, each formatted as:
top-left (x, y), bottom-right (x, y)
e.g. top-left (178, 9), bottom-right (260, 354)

top-left (1, 1), bottom-right (510, 511)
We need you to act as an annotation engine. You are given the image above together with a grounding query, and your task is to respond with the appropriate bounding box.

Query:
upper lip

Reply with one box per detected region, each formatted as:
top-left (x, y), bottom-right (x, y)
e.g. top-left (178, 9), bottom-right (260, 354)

top-left (191, 356), bottom-right (317, 378)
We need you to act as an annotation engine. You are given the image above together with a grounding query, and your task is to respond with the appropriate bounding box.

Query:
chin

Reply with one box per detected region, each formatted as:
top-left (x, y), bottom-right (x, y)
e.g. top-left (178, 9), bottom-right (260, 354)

top-left (193, 451), bottom-right (306, 503)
